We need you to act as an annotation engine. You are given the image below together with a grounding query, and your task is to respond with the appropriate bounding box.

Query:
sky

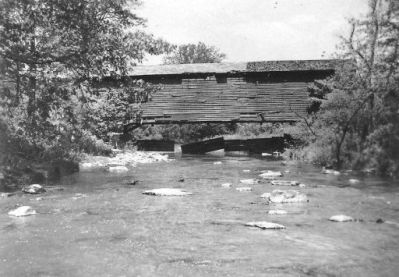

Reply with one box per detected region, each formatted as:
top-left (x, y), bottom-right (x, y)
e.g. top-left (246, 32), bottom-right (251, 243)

top-left (136, 0), bottom-right (369, 64)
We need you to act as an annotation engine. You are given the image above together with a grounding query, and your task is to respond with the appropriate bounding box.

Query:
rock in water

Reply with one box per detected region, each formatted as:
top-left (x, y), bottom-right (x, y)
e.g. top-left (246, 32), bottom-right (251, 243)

top-left (259, 170), bottom-right (283, 178)
top-left (221, 183), bottom-right (232, 188)
top-left (268, 210), bottom-right (288, 215)
top-left (260, 192), bottom-right (271, 199)
top-left (8, 206), bottom-right (37, 217)
top-left (240, 179), bottom-right (258, 185)
top-left (22, 184), bottom-right (46, 194)
top-left (143, 188), bottom-right (192, 196)
top-left (322, 167), bottom-right (341, 175)
top-left (72, 193), bottom-right (87, 200)
top-left (108, 166), bottom-right (129, 173)
top-left (329, 215), bottom-right (354, 222)
top-left (270, 180), bottom-right (300, 186)
top-left (262, 190), bottom-right (307, 203)
top-left (245, 221), bottom-right (286, 229)
top-left (236, 187), bottom-right (252, 192)
top-left (348, 179), bottom-right (360, 184)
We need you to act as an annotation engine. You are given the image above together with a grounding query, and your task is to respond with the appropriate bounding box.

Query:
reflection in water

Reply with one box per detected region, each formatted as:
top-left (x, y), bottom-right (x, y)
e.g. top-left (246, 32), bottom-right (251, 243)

top-left (0, 154), bottom-right (399, 276)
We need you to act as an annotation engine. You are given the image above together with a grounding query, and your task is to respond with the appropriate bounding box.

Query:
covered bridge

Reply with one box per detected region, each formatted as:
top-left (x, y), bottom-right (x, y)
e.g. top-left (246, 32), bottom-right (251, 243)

top-left (128, 59), bottom-right (340, 124)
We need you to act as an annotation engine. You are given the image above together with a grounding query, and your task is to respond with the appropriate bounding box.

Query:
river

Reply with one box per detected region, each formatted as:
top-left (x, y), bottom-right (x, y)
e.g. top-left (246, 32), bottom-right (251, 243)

top-left (1, 153), bottom-right (399, 276)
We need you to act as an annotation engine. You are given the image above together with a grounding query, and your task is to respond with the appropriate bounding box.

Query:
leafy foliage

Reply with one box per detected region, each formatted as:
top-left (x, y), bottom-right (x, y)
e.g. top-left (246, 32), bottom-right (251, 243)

top-left (163, 42), bottom-right (226, 64)
top-left (0, 0), bottom-right (170, 186)
top-left (296, 0), bottom-right (399, 176)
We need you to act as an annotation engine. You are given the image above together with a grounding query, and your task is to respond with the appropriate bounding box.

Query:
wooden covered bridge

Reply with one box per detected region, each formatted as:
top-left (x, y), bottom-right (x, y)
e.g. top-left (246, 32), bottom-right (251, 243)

top-left (127, 59), bottom-right (340, 125)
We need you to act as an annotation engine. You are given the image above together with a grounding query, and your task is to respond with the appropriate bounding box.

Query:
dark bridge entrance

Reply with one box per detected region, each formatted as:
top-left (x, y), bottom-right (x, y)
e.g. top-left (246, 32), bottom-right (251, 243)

top-left (128, 59), bottom-right (340, 125)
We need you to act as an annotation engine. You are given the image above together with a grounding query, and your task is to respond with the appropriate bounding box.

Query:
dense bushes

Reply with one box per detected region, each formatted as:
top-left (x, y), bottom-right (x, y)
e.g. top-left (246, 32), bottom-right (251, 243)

top-left (290, 0), bottom-right (399, 176)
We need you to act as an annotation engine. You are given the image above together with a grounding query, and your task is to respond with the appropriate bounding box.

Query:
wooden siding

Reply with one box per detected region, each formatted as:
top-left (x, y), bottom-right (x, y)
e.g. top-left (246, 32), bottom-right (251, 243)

top-left (140, 74), bottom-right (311, 124)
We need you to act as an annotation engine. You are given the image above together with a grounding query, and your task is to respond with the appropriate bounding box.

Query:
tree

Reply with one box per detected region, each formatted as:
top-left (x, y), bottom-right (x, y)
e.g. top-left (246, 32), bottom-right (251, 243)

top-left (0, 0), bottom-right (171, 185)
top-left (163, 42), bottom-right (226, 64)
top-left (299, 0), bottom-right (399, 176)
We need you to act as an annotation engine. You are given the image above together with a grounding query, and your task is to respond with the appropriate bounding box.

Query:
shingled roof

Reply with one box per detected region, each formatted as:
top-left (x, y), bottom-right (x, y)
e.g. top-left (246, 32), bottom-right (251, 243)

top-left (129, 59), bottom-right (341, 76)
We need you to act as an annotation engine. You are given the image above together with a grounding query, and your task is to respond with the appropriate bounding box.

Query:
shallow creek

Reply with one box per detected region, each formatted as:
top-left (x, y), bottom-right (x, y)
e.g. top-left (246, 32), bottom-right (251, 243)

top-left (1, 153), bottom-right (399, 277)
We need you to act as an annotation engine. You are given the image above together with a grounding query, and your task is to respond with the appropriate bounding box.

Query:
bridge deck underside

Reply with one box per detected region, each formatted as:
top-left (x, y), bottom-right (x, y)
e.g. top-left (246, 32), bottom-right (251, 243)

top-left (141, 76), bottom-right (309, 124)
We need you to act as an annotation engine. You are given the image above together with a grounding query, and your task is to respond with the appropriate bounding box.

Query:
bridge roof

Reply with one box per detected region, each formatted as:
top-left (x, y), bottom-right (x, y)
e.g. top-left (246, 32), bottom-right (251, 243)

top-left (129, 59), bottom-right (341, 76)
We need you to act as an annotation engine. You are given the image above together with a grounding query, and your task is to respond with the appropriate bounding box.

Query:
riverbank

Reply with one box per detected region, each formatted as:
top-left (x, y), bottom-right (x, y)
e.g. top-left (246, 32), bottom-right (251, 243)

top-left (79, 150), bottom-right (172, 172)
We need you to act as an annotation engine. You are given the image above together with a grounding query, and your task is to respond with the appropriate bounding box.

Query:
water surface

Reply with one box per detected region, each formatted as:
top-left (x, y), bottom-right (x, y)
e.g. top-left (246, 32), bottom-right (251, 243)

top-left (1, 154), bottom-right (399, 276)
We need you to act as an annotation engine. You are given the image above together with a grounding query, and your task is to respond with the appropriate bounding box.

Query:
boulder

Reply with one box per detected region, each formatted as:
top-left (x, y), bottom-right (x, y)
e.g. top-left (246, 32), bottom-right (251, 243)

top-left (245, 221), bottom-right (286, 229)
top-left (79, 162), bottom-right (102, 172)
top-left (348, 179), bottom-right (360, 184)
top-left (261, 190), bottom-right (308, 203)
top-left (260, 192), bottom-right (271, 199)
top-left (8, 206), bottom-right (37, 217)
top-left (221, 183), bottom-right (232, 188)
top-left (22, 184), bottom-right (46, 194)
top-left (270, 180), bottom-right (300, 186)
top-left (268, 209), bottom-right (288, 215)
top-left (143, 188), bottom-right (192, 196)
top-left (236, 187), bottom-right (252, 192)
top-left (108, 166), bottom-right (129, 173)
top-left (240, 179), bottom-right (259, 185)
top-left (329, 215), bottom-right (354, 222)
top-left (259, 170), bottom-right (283, 178)
top-left (72, 193), bottom-right (87, 200)
top-left (322, 168), bottom-right (341, 175)
top-left (126, 180), bottom-right (139, 186)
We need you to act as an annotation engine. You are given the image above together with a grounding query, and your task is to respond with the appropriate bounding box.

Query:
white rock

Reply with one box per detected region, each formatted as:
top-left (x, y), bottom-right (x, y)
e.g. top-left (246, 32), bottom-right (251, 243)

top-left (79, 162), bottom-right (102, 172)
top-left (107, 166), bottom-right (129, 173)
top-left (329, 215), bottom-right (354, 222)
top-left (259, 170), bottom-right (283, 178)
top-left (72, 193), bottom-right (87, 200)
top-left (221, 183), bottom-right (232, 188)
top-left (8, 206), bottom-right (37, 217)
top-left (240, 179), bottom-right (258, 185)
top-left (213, 161), bottom-right (222, 165)
top-left (236, 187), bottom-right (252, 192)
top-left (322, 168), bottom-right (341, 175)
top-left (264, 190), bottom-right (308, 203)
top-left (22, 184), bottom-right (46, 194)
top-left (245, 221), bottom-right (286, 229)
top-left (260, 192), bottom-right (271, 198)
top-left (349, 179), bottom-right (360, 184)
top-left (268, 210), bottom-right (288, 215)
top-left (143, 188), bottom-right (192, 196)
top-left (270, 180), bottom-right (300, 186)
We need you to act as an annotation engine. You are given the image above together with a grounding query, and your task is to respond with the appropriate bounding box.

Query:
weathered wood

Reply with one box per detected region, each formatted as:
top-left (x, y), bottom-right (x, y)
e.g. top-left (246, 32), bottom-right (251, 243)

top-left (98, 60), bottom-right (341, 124)
top-left (181, 137), bottom-right (225, 154)
top-left (136, 140), bottom-right (175, 152)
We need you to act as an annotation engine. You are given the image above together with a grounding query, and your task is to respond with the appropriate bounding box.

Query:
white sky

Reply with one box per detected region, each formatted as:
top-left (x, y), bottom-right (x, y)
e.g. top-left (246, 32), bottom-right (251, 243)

top-left (136, 0), bottom-right (369, 64)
